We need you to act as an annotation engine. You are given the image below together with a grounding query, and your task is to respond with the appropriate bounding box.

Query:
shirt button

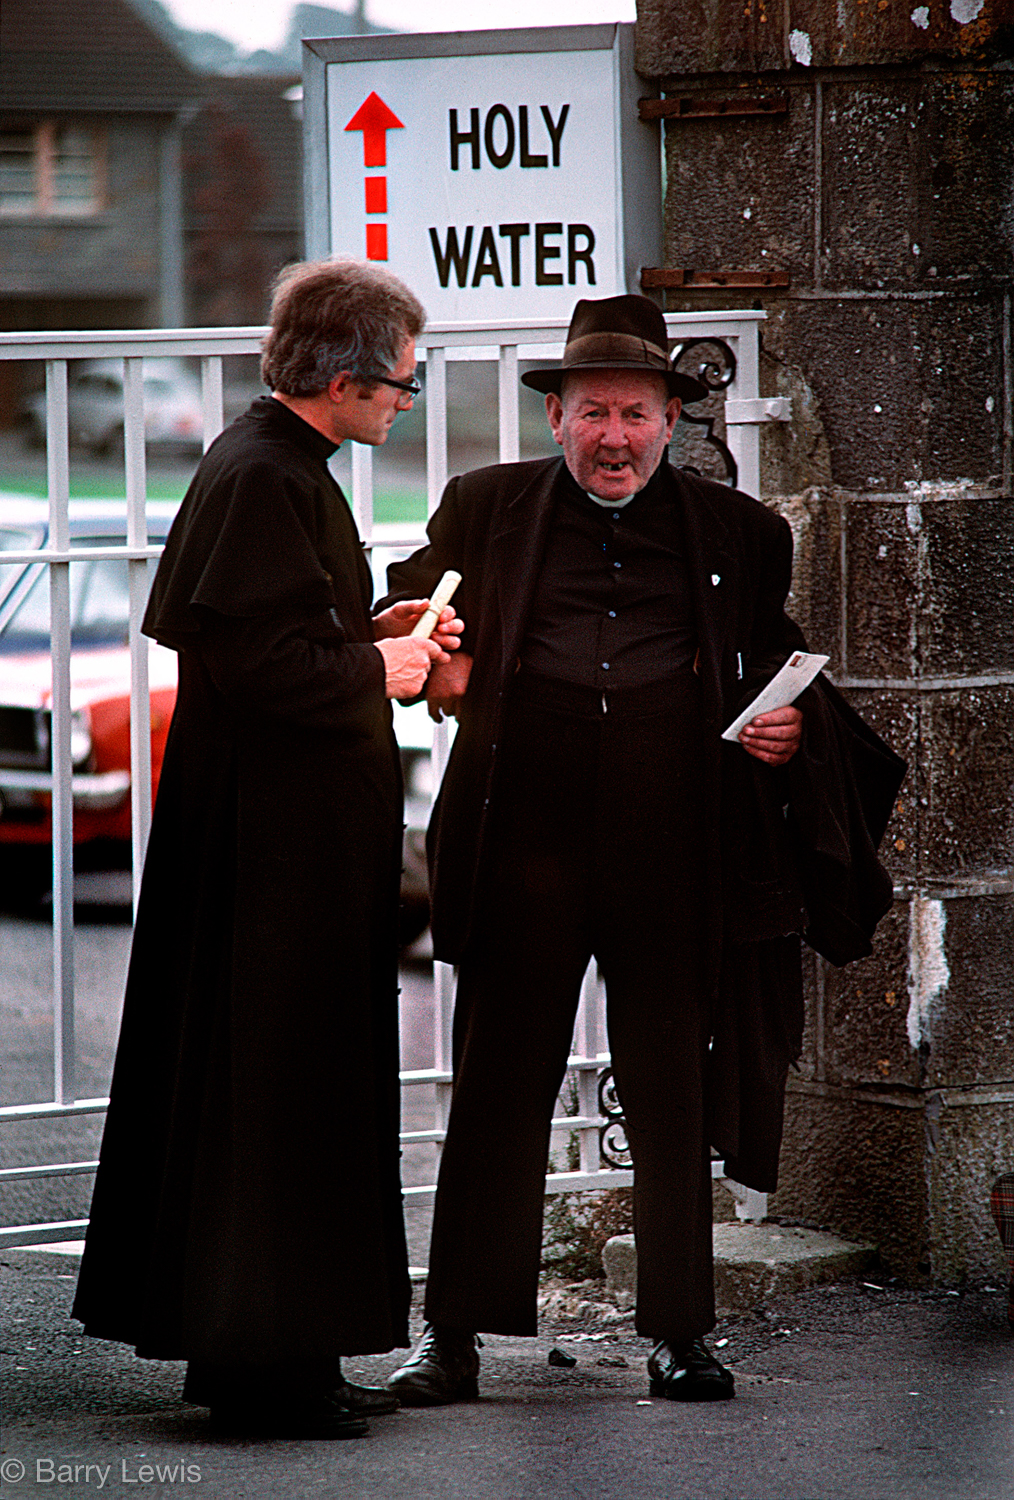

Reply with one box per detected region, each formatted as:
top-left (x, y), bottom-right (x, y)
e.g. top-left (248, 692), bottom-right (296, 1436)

top-left (608, 610), bottom-right (616, 618)
top-left (602, 662), bottom-right (610, 670)
top-left (613, 561), bottom-right (621, 569)
top-left (612, 512), bottom-right (620, 520)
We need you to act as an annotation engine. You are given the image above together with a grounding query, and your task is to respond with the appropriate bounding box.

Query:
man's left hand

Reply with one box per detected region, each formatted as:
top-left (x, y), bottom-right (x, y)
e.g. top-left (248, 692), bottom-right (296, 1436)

top-left (373, 600), bottom-right (464, 659)
top-left (739, 704), bottom-right (803, 766)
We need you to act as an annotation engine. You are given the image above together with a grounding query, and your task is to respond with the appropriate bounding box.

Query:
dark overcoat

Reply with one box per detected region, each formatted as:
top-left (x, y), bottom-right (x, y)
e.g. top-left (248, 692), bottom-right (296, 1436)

top-left (73, 398), bottom-right (412, 1364)
top-left (383, 455), bottom-right (904, 1191)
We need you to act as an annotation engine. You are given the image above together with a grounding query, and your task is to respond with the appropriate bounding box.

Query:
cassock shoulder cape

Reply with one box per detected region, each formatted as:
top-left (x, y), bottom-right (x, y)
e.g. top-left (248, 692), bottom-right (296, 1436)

top-left (73, 398), bottom-right (411, 1364)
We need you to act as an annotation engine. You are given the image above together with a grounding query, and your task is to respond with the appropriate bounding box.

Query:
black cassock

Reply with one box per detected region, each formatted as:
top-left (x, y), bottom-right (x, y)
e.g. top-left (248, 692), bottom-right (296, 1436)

top-left (73, 398), bottom-right (411, 1367)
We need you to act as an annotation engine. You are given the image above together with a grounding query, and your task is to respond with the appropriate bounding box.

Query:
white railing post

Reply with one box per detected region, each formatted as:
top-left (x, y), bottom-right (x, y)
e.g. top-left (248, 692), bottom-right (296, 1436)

top-left (45, 359), bottom-right (74, 1106)
top-left (200, 354), bottom-right (225, 451)
top-left (498, 345), bottom-right (520, 464)
top-left (725, 317), bottom-right (760, 500)
top-left (123, 358), bottom-right (152, 919)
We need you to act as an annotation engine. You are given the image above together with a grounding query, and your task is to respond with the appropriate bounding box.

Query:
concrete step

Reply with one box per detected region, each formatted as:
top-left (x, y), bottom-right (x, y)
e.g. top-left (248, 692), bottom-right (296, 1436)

top-left (603, 1224), bottom-right (877, 1316)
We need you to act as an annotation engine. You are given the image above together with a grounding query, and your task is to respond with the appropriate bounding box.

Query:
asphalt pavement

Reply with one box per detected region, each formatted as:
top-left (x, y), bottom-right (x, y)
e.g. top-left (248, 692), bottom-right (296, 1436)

top-left (2, 1248), bottom-right (1011, 1500)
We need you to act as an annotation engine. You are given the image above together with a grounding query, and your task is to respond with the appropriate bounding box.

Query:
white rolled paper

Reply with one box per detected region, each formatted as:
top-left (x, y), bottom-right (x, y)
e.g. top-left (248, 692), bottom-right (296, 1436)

top-left (409, 570), bottom-right (462, 639)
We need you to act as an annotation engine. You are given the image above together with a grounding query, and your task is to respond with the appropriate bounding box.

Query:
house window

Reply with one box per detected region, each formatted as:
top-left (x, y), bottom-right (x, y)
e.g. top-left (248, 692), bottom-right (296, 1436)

top-left (0, 122), bottom-right (104, 217)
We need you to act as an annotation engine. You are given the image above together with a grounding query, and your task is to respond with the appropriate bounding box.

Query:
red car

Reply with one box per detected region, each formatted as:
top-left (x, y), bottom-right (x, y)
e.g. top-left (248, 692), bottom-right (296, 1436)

top-left (0, 498), bottom-right (178, 892)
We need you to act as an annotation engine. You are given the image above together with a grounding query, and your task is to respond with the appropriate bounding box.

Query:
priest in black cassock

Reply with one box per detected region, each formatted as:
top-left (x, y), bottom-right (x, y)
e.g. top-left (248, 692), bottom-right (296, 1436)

top-left (73, 260), bottom-right (460, 1438)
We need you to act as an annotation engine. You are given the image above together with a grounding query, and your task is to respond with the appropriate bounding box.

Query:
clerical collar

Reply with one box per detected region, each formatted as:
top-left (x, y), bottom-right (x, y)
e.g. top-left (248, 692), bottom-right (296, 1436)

top-left (562, 456), bottom-right (670, 513)
top-left (585, 490), bottom-right (635, 509)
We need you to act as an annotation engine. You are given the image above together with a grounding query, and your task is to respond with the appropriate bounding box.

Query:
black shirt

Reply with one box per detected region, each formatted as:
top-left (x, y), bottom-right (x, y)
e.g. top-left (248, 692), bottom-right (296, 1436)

top-left (519, 461), bottom-right (696, 689)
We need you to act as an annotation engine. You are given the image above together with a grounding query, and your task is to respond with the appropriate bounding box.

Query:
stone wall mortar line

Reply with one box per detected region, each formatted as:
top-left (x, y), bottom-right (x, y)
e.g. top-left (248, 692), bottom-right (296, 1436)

top-left (786, 1078), bottom-right (1014, 1110)
top-left (891, 878), bottom-right (1014, 898)
top-left (833, 675), bottom-right (1014, 691)
top-left (1003, 288), bottom-right (1012, 494)
top-left (776, 288), bottom-right (1004, 302)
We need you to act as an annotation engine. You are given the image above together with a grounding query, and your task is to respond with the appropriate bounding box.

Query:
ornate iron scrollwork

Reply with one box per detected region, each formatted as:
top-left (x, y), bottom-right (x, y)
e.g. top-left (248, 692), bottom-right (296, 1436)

top-left (597, 1067), bottom-right (632, 1169)
top-left (671, 337), bottom-right (738, 488)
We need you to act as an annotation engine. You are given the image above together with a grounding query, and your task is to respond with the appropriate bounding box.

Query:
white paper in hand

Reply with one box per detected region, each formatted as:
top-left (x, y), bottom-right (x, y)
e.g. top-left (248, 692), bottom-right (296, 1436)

top-left (721, 651), bottom-right (829, 742)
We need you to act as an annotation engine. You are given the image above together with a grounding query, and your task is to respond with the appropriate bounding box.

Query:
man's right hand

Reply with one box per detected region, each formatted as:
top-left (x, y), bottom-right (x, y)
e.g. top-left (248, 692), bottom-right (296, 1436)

top-left (426, 652), bottom-right (473, 722)
top-left (375, 636), bottom-right (442, 700)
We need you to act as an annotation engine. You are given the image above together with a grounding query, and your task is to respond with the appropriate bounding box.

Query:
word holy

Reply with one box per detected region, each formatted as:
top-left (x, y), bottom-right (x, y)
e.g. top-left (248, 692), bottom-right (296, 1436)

top-left (448, 104), bottom-right (570, 170)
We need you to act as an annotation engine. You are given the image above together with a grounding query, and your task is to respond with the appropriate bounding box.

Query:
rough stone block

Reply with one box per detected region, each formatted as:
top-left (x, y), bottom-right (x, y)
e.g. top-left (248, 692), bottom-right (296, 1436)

top-left (663, 88), bottom-right (815, 285)
top-left (769, 488), bottom-right (842, 672)
top-left (635, 0), bottom-right (1010, 76)
top-left (602, 1224), bottom-right (876, 1317)
top-left (928, 1098), bottom-right (1014, 1284)
top-left (818, 900), bottom-right (919, 1089)
top-left (776, 1079), bottom-right (1014, 1283)
top-left (917, 686), bottom-right (1014, 879)
top-left (840, 687), bottom-right (918, 881)
top-left (712, 1223), bottom-right (876, 1315)
top-left (821, 76), bottom-right (1013, 288)
top-left (919, 497), bottom-right (1014, 677)
top-left (923, 894), bottom-right (1014, 1089)
top-left (757, 299), bottom-right (1005, 492)
top-left (843, 499), bottom-right (919, 678)
top-left (773, 1086), bottom-right (930, 1278)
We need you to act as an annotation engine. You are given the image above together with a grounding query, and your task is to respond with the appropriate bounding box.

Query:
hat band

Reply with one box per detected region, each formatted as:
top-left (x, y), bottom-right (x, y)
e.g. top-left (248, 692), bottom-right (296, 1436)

top-left (562, 332), bottom-right (670, 372)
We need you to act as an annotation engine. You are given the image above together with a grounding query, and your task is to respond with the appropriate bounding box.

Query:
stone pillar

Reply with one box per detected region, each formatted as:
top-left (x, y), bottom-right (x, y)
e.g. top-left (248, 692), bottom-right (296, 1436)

top-left (636, 0), bottom-right (1013, 1281)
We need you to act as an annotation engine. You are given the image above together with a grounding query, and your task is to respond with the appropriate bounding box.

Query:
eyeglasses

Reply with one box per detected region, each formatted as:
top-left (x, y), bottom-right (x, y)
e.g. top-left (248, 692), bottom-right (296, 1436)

top-left (374, 374), bottom-right (421, 397)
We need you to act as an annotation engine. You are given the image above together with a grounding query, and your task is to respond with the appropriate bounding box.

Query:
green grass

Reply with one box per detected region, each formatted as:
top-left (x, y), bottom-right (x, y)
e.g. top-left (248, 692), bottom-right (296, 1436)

top-left (0, 474), bottom-right (428, 524)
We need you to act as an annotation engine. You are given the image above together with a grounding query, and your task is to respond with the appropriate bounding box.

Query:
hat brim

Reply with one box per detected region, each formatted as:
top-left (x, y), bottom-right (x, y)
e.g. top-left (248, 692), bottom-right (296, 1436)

top-left (520, 361), bottom-right (709, 404)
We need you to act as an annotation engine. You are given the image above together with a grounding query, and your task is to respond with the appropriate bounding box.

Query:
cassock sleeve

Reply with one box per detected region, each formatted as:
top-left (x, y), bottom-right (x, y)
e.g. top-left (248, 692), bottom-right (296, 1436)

top-left (196, 610), bottom-right (385, 733)
top-left (378, 476), bottom-right (479, 656)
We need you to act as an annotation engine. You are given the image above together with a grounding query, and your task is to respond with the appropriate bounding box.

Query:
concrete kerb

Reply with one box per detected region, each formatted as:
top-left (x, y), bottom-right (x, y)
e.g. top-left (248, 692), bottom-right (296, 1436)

top-left (602, 1223), bottom-right (877, 1316)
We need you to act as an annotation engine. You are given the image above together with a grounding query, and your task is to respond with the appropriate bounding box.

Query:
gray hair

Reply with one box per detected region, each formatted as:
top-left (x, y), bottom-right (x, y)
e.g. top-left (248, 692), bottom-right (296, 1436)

top-left (260, 258), bottom-right (426, 396)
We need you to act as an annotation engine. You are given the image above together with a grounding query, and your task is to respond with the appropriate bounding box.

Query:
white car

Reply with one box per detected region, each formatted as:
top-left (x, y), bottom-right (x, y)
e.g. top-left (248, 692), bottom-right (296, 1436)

top-left (23, 358), bottom-right (204, 456)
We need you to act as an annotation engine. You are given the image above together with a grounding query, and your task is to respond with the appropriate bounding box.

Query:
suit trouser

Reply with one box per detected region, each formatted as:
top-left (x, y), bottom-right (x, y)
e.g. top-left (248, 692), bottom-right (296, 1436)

top-left (424, 668), bottom-right (716, 1344)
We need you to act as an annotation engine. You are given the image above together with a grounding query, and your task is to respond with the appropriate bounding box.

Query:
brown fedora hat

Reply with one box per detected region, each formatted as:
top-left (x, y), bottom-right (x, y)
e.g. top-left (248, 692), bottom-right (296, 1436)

top-left (520, 295), bottom-right (708, 403)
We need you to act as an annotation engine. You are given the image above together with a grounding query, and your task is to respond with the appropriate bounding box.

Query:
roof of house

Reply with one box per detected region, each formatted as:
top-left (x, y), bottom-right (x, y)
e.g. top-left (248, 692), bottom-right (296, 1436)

top-left (0, 0), bottom-right (199, 115)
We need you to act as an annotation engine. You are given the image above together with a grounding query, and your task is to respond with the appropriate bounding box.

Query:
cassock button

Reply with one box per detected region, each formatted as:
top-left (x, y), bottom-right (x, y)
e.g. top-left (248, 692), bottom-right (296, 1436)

top-left (608, 610), bottom-right (616, 618)
top-left (602, 662), bottom-right (610, 670)
top-left (614, 561), bottom-right (621, 569)
top-left (712, 574), bottom-right (721, 586)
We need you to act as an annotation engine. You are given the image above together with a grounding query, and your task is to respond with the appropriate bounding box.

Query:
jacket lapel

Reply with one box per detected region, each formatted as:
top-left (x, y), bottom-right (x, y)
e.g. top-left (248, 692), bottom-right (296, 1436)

top-left (673, 470), bottom-right (738, 728)
top-left (490, 458), bottom-right (562, 676)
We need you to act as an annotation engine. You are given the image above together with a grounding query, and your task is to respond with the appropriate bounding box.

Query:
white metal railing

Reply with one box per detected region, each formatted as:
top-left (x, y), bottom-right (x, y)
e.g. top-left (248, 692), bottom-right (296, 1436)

top-left (0, 314), bottom-right (778, 1247)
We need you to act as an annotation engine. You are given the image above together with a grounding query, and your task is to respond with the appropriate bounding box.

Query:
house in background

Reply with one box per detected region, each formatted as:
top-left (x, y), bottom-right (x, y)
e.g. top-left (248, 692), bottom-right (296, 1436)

top-left (0, 0), bottom-right (315, 425)
top-left (0, 0), bottom-right (200, 338)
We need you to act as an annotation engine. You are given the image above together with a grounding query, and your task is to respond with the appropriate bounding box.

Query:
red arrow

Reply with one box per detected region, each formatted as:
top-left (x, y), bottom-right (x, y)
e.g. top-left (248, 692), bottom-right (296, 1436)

top-left (345, 92), bottom-right (405, 167)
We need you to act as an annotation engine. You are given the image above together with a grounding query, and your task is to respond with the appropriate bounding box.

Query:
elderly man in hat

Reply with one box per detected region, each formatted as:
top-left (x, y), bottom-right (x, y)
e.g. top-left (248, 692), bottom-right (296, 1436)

top-left (381, 294), bottom-right (901, 1405)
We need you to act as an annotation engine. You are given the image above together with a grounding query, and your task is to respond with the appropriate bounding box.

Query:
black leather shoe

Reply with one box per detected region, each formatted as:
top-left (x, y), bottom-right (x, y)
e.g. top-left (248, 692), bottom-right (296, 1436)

top-left (331, 1378), bottom-right (400, 1416)
top-left (209, 1391), bottom-right (370, 1438)
top-left (647, 1339), bottom-right (735, 1401)
top-left (386, 1323), bottom-right (480, 1405)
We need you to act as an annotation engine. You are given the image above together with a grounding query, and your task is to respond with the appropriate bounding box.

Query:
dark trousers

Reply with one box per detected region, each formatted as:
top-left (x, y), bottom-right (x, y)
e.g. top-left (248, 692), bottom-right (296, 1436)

top-left (424, 668), bottom-right (716, 1344)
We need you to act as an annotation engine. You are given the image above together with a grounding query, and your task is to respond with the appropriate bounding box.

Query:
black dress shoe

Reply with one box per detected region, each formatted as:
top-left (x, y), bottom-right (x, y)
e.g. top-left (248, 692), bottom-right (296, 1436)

top-left (386, 1323), bottom-right (480, 1406)
top-left (647, 1339), bottom-right (735, 1402)
top-left (331, 1378), bottom-right (401, 1416)
top-left (209, 1391), bottom-right (370, 1439)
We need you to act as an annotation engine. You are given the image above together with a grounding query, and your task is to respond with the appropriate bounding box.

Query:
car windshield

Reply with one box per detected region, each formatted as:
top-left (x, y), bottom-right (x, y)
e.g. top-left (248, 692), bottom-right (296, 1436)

top-left (0, 538), bottom-right (146, 652)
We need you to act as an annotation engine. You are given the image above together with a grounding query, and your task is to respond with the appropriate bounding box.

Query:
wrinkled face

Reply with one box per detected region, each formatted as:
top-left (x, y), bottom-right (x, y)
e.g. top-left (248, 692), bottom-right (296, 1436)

top-left (545, 370), bottom-right (680, 500)
top-left (329, 337), bottom-right (417, 447)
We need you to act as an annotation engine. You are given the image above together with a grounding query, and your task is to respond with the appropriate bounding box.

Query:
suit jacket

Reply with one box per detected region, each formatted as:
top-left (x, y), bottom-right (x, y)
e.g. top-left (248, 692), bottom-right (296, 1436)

top-left (382, 455), bottom-right (905, 1189)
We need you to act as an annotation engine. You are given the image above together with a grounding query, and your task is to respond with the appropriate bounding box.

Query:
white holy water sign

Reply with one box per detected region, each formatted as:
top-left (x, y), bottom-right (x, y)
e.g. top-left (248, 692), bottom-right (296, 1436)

top-left (303, 26), bottom-right (662, 323)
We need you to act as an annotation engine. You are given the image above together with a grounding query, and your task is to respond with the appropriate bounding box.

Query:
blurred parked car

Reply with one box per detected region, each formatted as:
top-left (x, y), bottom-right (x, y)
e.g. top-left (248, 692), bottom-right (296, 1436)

top-left (0, 498), bottom-right (179, 900)
top-left (22, 358), bottom-right (204, 455)
top-left (0, 500), bottom-right (438, 939)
